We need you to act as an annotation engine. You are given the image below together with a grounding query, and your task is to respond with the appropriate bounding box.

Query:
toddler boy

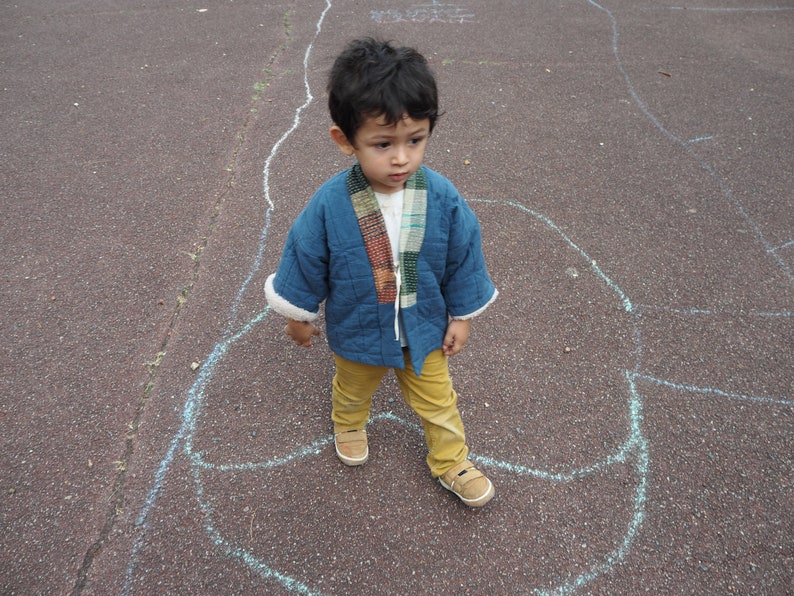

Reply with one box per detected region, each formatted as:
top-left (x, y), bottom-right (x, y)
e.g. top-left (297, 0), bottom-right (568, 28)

top-left (265, 38), bottom-right (498, 507)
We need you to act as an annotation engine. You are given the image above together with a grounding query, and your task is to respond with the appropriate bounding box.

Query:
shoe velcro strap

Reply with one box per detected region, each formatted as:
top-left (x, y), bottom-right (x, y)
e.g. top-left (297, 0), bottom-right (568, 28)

top-left (335, 430), bottom-right (366, 445)
top-left (451, 466), bottom-right (484, 489)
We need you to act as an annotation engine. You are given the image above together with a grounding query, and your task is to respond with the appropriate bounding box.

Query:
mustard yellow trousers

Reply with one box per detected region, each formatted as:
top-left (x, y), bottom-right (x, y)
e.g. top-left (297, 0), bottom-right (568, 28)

top-left (331, 349), bottom-right (468, 478)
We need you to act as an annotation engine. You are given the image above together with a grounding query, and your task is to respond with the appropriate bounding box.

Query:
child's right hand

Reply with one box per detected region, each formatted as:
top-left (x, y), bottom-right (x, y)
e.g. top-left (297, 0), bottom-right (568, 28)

top-left (285, 319), bottom-right (321, 347)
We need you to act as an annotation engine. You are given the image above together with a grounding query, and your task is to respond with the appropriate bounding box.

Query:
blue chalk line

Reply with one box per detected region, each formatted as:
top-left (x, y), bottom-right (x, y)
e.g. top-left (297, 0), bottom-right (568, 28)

top-left (669, 6), bottom-right (794, 12)
top-left (635, 304), bottom-right (792, 318)
top-left (587, 0), bottom-right (793, 282)
top-left (635, 374), bottom-right (792, 407)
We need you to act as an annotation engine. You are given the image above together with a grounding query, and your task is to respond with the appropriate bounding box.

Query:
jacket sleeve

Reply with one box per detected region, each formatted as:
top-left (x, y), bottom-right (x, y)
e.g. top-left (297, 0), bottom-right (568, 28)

top-left (441, 196), bottom-right (498, 319)
top-left (264, 204), bottom-right (330, 321)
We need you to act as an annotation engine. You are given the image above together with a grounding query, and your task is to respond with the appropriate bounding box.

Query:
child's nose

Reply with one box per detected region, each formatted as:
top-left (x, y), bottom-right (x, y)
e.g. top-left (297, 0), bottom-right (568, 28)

top-left (393, 145), bottom-right (409, 165)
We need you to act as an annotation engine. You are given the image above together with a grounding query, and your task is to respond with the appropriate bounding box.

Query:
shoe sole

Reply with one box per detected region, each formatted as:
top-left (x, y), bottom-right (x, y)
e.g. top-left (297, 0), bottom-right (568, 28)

top-left (336, 449), bottom-right (368, 466)
top-left (439, 477), bottom-right (495, 507)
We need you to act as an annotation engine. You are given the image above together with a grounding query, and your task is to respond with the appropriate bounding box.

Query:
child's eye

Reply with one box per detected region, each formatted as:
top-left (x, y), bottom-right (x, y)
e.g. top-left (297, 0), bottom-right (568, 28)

top-left (409, 137), bottom-right (425, 145)
top-left (375, 142), bottom-right (391, 149)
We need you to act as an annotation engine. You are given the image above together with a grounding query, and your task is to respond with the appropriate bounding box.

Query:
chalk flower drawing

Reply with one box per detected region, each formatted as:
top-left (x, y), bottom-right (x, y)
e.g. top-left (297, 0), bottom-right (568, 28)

top-left (370, 2), bottom-right (475, 23)
top-left (124, 1), bottom-right (792, 594)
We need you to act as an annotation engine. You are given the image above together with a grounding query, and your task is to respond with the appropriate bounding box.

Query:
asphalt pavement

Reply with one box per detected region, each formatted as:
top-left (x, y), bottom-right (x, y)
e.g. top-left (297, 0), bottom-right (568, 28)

top-left (1, 0), bottom-right (792, 594)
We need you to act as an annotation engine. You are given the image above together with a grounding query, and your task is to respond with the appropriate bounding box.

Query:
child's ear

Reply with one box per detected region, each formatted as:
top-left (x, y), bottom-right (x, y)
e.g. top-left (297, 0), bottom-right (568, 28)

top-left (330, 126), bottom-right (355, 156)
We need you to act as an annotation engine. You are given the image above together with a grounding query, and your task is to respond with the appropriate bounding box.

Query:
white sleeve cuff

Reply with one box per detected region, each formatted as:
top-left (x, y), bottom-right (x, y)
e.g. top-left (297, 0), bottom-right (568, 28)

top-left (450, 288), bottom-right (499, 320)
top-left (264, 274), bottom-right (318, 321)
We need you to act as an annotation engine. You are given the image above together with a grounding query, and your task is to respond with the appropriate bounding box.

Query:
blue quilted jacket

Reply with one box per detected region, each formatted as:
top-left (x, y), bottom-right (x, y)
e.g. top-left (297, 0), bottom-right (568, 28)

top-left (265, 166), bottom-right (497, 375)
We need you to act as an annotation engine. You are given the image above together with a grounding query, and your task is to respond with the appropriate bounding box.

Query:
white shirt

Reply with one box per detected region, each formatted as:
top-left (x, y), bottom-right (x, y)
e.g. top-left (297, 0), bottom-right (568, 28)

top-left (374, 189), bottom-right (403, 263)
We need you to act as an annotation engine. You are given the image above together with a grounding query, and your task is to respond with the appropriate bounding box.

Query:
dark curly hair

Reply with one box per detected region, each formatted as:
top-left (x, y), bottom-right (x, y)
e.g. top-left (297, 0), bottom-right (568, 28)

top-left (327, 38), bottom-right (440, 144)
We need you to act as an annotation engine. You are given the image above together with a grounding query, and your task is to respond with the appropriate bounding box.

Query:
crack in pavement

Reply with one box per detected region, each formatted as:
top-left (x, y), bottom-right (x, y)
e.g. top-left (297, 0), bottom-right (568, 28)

top-left (70, 9), bottom-right (295, 593)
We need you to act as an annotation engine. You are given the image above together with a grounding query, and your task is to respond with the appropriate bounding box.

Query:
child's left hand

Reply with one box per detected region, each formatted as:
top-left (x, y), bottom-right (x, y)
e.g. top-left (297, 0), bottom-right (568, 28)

top-left (442, 319), bottom-right (471, 356)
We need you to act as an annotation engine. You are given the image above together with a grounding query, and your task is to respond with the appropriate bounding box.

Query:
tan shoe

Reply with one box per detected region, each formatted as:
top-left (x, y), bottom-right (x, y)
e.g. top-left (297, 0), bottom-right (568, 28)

top-left (439, 460), bottom-right (495, 507)
top-left (334, 429), bottom-right (369, 466)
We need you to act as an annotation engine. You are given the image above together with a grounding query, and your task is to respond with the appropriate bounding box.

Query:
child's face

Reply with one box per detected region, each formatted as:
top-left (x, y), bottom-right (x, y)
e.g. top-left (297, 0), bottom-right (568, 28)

top-left (331, 114), bottom-right (430, 194)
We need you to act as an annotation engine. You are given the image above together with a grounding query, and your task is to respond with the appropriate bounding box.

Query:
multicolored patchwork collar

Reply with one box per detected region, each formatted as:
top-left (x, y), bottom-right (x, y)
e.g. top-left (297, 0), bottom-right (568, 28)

top-left (347, 163), bottom-right (427, 317)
